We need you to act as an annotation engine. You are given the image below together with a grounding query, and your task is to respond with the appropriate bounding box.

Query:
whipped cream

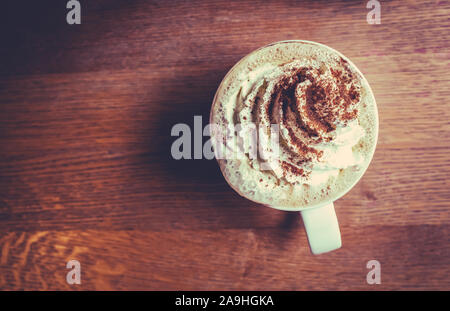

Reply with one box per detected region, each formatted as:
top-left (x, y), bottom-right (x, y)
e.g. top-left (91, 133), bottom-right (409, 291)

top-left (223, 58), bottom-right (365, 187)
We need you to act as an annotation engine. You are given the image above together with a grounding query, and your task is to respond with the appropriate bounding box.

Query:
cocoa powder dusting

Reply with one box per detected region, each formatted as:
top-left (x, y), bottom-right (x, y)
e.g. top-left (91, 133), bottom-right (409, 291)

top-left (260, 58), bottom-right (361, 178)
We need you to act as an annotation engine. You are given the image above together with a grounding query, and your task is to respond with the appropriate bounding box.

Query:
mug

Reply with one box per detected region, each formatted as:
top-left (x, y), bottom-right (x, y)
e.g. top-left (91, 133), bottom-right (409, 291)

top-left (210, 40), bottom-right (379, 255)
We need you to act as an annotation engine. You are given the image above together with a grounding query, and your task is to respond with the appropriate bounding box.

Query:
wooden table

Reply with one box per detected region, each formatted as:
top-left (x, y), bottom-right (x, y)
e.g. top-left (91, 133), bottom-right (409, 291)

top-left (0, 0), bottom-right (449, 290)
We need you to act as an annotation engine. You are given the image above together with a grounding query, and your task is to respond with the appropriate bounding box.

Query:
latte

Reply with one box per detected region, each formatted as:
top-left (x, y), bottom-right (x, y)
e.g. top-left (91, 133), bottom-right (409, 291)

top-left (210, 41), bottom-right (378, 208)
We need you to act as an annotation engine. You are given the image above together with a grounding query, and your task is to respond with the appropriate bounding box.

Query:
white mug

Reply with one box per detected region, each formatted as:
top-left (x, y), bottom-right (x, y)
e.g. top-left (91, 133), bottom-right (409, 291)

top-left (211, 40), bottom-right (379, 255)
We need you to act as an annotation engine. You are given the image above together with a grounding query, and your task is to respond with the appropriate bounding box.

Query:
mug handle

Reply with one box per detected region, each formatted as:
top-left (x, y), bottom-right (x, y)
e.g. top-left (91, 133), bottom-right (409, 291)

top-left (300, 202), bottom-right (342, 255)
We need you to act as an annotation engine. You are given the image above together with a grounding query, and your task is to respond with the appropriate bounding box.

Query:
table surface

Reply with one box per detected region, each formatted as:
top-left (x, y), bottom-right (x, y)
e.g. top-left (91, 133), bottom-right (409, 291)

top-left (0, 0), bottom-right (449, 290)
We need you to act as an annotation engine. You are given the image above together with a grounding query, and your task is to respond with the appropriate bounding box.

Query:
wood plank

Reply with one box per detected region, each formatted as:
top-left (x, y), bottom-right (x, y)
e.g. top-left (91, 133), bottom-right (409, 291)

top-left (0, 226), bottom-right (448, 290)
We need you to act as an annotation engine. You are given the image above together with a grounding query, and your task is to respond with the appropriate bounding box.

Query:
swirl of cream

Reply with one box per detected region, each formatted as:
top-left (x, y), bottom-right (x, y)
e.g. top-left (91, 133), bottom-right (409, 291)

top-left (236, 59), bottom-right (365, 185)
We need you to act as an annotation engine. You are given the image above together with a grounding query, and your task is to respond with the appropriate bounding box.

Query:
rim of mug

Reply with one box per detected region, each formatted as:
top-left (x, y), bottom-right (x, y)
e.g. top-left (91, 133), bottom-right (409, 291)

top-left (209, 40), bottom-right (379, 212)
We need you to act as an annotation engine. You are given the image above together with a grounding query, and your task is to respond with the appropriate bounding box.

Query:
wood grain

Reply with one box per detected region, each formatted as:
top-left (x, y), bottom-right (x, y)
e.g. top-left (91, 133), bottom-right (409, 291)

top-left (0, 0), bottom-right (449, 290)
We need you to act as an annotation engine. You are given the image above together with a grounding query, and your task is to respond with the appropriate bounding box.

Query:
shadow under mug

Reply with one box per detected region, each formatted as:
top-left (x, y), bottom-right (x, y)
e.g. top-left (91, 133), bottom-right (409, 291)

top-left (210, 40), bottom-right (379, 255)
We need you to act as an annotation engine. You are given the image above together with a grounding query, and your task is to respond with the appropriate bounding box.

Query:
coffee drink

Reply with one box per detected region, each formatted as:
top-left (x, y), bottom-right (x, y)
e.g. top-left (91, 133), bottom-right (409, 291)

top-left (210, 41), bottom-right (378, 208)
